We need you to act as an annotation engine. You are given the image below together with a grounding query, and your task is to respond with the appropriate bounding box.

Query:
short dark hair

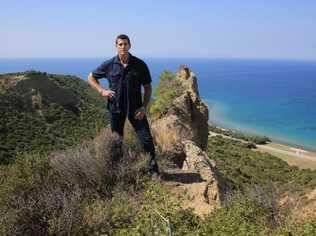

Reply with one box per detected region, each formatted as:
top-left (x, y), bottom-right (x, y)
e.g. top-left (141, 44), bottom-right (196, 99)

top-left (115, 34), bottom-right (131, 45)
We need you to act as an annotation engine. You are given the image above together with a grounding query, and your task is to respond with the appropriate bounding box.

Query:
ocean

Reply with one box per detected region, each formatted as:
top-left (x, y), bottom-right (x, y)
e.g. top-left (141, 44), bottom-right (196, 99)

top-left (1, 58), bottom-right (316, 151)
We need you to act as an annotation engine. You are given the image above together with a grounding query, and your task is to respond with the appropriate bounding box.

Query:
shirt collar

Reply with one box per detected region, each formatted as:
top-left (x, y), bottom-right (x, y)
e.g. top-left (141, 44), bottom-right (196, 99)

top-left (114, 53), bottom-right (134, 65)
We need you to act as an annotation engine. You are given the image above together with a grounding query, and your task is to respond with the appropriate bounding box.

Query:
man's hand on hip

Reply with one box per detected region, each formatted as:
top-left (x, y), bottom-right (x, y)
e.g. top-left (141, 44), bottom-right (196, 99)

top-left (134, 106), bottom-right (146, 120)
top-left (100, 88), bottom-right (116, 99)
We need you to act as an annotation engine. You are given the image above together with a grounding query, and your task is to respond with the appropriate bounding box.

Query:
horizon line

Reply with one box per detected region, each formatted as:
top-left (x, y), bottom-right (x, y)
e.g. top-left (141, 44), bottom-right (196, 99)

top-left (1, 56), bottom-right (316, 62)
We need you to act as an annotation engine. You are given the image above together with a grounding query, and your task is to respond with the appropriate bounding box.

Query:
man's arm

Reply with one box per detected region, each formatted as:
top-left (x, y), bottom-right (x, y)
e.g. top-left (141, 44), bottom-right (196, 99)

top-left (134, 83), bottom-right (152, 120)
top-left (88, 72), bottom-right (115, 98)
top-left (134, 61), bottom-right (152, 120)
top-left (142, 83), bottom-right (152, 109)
top-left (88, 72), bottom-right (103, 93)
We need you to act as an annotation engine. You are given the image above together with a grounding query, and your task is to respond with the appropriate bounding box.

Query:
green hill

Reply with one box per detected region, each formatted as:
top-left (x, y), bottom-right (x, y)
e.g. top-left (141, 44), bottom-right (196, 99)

top-left (0, 71), bottom-right (107, 164)
top-left (0, 69), bottom-right (315, 235)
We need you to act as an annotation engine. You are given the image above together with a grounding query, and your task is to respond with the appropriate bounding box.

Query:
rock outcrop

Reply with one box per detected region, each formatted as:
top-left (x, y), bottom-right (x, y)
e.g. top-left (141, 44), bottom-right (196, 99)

top-left (182, 140), bottom-right (224, 205)
top-left (151, 65), bottom-right (209, 151)
top-left (151, 65), bottom-right (226, 216)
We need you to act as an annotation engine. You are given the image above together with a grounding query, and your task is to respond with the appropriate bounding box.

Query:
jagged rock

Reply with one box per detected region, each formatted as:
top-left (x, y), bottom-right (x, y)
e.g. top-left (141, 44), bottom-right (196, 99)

top-left (152, 65), bottom-right (226, 215)
top-left (182, 140), bottom-right (224, 205)
top-left (151, 65), bottom-right (209, 151)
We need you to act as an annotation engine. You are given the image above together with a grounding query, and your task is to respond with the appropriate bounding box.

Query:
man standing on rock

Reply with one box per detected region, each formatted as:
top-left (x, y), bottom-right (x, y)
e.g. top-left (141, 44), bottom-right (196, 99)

top-left (88, 34), bottom-right (159, 177)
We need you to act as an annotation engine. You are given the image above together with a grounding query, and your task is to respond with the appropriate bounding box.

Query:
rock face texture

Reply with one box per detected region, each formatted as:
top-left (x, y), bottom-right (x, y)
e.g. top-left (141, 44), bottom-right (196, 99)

top-left (151, 65), bottom-right (225, 216)
top-left (151, 65), bottom-right (209, 151)
top-left (182, 140), bottom-right (224, 206)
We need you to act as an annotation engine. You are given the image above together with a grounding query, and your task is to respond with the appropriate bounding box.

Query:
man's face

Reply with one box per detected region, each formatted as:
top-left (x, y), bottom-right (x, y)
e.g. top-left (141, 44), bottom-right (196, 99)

top-left (116, 39), bottom-right (131, 56)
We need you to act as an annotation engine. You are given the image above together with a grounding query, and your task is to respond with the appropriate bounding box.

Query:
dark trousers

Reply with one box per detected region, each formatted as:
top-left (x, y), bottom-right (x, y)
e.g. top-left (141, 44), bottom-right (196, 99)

top-left (108, 111), bottom-right (158, 172)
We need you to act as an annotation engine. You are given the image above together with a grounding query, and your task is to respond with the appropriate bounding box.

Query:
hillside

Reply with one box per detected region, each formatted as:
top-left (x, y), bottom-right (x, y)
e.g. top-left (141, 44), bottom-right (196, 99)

top-left (0, 71), bottom-right (107, 164)
top-left (0, 68), bottom-right (315, 235)
top-left (149, 66), bottom-right (316, 233)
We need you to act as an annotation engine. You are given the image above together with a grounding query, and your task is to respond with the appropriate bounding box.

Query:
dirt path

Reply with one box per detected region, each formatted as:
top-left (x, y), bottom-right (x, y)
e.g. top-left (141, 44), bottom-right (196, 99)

top-left (161, 169), bottom-right (216, 216)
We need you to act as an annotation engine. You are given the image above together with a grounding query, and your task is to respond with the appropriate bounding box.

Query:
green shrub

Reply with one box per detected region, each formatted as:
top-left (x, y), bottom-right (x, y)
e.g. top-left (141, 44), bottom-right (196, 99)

top-left (0, 71), bottom-right (107, 164)
top-left (83, 191), bottom-right (136, 235)
top-left (273, 219), bottom-right (316, 235)
top-left (0, 128), bottom-right (158, 235)
top-left (209, 124), bottom-right (271, 144)
top-left (207, 136), bottom-right (316, 193)
top-left (0, 154), bottom-right (54, 235)
top-left (149, 70), bottom-right (184, 119)
top-left (197, 194), bottom-right (270, 235)
top-left (121, 182), bottom-right (200, 236)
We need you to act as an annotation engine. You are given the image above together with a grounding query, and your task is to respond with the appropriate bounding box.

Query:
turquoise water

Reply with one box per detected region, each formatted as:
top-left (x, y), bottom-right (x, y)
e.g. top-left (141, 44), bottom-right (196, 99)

top-left (1, 58), bottom-right (316, 150)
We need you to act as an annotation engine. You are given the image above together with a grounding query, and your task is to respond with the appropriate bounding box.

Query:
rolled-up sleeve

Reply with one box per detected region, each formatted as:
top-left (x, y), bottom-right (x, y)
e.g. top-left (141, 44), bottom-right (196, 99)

top-left (91, 59), bottom-right (111, 80)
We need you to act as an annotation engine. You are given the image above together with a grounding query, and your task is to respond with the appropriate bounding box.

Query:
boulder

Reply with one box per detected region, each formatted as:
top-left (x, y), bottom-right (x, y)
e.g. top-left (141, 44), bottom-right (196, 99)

top-left (182, 140), bottom-right (225, 205)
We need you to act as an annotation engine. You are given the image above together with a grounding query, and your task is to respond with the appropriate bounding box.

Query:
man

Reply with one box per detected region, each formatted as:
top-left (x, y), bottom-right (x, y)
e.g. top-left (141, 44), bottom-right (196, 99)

top-left (88, 34), bottom-right (159, 176)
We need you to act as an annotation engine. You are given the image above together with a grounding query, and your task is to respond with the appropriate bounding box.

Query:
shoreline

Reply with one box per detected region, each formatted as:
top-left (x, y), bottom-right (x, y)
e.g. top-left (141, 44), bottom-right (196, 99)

top-left (255, 142), bottom-right (316, 170)
top-left (208, 118), bottom-right (316, 152)
top-left (261, 136), bottom-right (316, 153)
top-left (206, 100), bottom-right (316, 153)
top-left (208, 122), bottom-right (316, 170)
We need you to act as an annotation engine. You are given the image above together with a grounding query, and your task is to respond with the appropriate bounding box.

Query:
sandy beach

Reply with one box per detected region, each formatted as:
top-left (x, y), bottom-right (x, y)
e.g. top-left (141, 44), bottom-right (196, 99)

top-left (255, 142), bottom-right (316, 170)
top-left (209, 130), bottom-right (316, 170)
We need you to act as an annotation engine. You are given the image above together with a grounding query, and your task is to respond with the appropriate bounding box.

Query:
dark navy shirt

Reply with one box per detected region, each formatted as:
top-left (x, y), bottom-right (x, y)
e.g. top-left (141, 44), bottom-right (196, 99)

top-left (92, 53), bottom-right (152, 115)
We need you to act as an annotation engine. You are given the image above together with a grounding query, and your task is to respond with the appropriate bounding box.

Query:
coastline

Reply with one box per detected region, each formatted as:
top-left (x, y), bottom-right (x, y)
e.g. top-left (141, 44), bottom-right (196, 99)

top-left (208, 122), bottom-right (316, 170)
top-left (206, 99), bottom-right (316, 153)
top-left (255, 142), bottom-right (316, 170)
top-left (209, 117), bottom-right (316, 153)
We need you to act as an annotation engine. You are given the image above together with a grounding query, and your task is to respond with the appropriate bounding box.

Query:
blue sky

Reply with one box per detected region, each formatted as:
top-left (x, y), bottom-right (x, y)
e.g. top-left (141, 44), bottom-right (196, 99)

top-left (1, 0), bottom-right (316, 59)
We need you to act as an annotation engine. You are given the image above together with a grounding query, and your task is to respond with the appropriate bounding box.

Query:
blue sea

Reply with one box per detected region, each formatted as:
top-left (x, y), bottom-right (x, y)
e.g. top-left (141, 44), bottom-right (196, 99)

top-left (1, 58), bottom-right (316, 151)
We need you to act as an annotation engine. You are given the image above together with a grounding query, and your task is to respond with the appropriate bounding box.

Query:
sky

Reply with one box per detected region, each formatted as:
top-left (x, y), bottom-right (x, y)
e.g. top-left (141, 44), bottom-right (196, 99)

top-left (1, 0), bottom-right (316, 59)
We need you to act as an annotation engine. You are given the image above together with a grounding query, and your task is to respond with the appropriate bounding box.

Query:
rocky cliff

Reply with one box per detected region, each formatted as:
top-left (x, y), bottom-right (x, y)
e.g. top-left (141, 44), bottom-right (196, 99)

top-left (151, 65), bottom-right (209, 151)
top-left (151, 65), bottom-right (226, 215)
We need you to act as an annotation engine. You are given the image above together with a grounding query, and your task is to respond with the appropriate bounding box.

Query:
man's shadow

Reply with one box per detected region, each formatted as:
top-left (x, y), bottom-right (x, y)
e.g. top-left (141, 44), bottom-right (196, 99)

top-left (161, 171), bottom-right (204, 184)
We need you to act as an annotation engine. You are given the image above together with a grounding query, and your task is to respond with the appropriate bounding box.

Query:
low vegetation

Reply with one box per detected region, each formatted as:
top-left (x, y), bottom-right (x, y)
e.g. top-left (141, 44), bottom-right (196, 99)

top-left (1, 130), bottom-right (315, 235)
top-left (209, 124), bottom-right (271, 144)
top-left (0, 71), bottom-right (106, 164)
top-left (0, 70), bottom-right (315, 235)
top-left (149, 70), bottom-right (184, 119)
top-left (0, 129), bottom-right (149, 235)
top-left (207, 135), bottom-right (316, 193)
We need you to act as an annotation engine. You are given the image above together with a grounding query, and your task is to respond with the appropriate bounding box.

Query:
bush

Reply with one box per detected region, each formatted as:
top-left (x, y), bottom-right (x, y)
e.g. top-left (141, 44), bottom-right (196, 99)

top-left (0, 128), bottom-right (155, 235)
top-left (50, 130), bottom-right (119, 195)
top-left (121, 182), bottom-right (200, 236)
top-left (0, 71), bottom-right (107, 164)
top-left (197, 193), bottom-right (270, 235)
top-left (83, 191), bottom-right (136, 235)
top-left (149, 70), bottom-right (184, 119)
top-left (209, 124), bottom-right (271, 144)
top-left (0, 154), bottom-right (54, 235)
top-left (207, 135), bottom-right (316, 193)
top-left (196, 185), bottom-right (292, 236)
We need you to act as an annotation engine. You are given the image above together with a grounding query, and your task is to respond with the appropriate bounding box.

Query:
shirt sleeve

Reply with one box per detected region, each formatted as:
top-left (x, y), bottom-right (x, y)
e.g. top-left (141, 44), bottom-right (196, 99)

top-left (91, 60), bottom-right (111, 80)
top-left (141, 62), bottom-right (152, 85)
